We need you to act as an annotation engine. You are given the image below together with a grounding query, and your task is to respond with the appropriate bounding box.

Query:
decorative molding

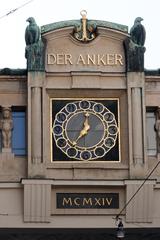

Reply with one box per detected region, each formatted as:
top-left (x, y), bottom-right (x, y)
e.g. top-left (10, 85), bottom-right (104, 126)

top-left (126, 182), bottom-right (154, 222)
top-left (41, 19), bottom-right (128, 35)
top-left (22, 180), bottom-right (51, 222)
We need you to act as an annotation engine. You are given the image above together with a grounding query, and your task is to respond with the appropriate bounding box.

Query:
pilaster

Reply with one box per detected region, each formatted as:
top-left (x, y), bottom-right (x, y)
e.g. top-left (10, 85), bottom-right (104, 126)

top-left (28, 71), bottom-right (46, 177)
top-left (22, 179), bottom-right (51, 223)
top-left (127, 72), bottom-right (147, 178)
top-left (125, 180), bottom-right (155, 223)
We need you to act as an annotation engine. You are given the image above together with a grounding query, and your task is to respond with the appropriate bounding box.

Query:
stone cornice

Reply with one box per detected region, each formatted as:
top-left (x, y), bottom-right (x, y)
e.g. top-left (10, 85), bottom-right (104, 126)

top-left (41, 19), bottom-right (128, 34)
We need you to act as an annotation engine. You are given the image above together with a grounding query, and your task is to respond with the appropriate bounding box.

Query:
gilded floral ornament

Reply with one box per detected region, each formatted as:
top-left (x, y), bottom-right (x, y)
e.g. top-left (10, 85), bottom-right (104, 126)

top-left (73, 10), bottom-right (97, 42)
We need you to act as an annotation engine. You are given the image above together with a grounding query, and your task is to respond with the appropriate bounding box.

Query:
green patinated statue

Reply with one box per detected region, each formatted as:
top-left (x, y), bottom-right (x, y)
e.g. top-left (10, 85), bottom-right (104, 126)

top-left (25, 17), bottom-right (45, 71)
top-left (124, 17), bottom-right (146, 72)
top-left (25, 17), bottom-right (40, 46)
top-left (130, 17), bottom-right (146, 46)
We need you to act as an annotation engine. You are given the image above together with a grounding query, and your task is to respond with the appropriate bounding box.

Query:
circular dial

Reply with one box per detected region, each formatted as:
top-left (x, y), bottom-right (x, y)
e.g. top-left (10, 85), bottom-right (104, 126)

top-left (52, 100), bottom-right (118, 161)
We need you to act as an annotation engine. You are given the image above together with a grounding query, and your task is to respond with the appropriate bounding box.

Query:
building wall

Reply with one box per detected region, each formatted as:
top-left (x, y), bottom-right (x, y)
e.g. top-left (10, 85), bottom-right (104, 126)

top-left (0, 18), bottom-right (160, 235)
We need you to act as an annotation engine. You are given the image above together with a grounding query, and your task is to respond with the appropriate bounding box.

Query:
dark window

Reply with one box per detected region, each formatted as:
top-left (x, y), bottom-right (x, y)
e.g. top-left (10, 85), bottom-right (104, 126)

top-left (12, 110), bottom-right (26, 156)
top-left (146, 110), bottom-right (157, 156)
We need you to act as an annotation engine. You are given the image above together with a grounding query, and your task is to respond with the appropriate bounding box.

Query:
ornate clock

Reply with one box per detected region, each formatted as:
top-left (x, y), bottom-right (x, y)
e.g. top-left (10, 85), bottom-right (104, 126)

top-left (51, 99), bottom-right (120, 161)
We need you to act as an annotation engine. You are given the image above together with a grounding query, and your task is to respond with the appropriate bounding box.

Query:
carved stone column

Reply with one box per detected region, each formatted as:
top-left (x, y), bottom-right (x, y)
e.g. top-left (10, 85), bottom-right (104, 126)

top-left (127, 72), bottom-right (147, 178)
top-left (124, 28), bottom-right (147, 178)
top-left (25, 18), bottom-right (46, 177)
top-left (131, 87), bottom-right (143, 164)
top-left (28, 72), bottom-right (45, 177)
top-left (31, 87), bottom-right (42, 163)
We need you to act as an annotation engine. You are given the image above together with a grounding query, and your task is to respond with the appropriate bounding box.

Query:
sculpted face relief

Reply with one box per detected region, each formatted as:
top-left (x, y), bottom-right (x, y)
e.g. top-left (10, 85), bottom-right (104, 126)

top-left (47, 53), bottom-right (123, 66)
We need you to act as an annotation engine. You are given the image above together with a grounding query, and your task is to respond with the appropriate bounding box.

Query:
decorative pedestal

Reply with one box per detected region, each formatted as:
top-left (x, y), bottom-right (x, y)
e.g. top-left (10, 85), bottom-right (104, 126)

top-left (0, 148), bottom-right (14, 161)
top-left (22, 179), bottom-right (51, 223)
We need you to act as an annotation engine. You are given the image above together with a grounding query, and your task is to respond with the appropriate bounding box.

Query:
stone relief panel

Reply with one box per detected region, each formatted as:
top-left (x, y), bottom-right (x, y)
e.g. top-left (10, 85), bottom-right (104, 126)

top-left (43, 27), bottom-right (126, 73)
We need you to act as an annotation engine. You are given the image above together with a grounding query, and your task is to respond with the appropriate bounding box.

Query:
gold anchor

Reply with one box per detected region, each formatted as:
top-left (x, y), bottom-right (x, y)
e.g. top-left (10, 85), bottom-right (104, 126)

top-left (80, 10), bottom-right (88, 41)
top-left (74, 10), bottom-right (96, 42)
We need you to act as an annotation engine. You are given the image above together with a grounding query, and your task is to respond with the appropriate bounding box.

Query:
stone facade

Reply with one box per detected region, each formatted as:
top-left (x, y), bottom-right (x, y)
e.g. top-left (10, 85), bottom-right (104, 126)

top-left (0, 17), bottom-right (159, 239)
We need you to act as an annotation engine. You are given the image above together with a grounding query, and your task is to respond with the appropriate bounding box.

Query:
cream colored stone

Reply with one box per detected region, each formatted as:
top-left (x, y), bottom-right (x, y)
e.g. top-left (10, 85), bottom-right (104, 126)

top-left (22, 180), bottom-right (51, 222)
top-left (127, 72), bottom-right (147, 178)
top-left (125, 181), bottom-right (155, 223)
top-left (1, 19), bottom-right (160, 231)
top-left (44, 27), bottom-right (126, 73)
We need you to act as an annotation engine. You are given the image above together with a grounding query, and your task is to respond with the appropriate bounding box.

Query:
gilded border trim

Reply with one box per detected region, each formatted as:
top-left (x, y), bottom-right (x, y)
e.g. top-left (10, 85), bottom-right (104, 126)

top-left (50, 97), bottom-right (121, 163)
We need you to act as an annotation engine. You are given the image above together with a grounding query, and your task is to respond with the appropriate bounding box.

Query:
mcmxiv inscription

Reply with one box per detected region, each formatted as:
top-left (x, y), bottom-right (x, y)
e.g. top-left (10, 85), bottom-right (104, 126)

top-left (57, 193), bottom-right (119, 209)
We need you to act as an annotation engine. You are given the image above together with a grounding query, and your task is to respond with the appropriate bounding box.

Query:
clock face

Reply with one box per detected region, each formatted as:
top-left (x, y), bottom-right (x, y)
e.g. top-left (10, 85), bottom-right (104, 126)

top-left (51, 99), bottom-right (120, 161)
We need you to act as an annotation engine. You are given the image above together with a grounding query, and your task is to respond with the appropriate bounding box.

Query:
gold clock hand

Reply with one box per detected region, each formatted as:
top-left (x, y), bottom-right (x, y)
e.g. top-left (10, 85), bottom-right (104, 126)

top-left (73, 112), bottom-right (90, 146)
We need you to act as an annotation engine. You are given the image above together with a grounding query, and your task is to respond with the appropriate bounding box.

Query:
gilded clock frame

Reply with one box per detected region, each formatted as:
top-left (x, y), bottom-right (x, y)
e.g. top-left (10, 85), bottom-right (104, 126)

top-left (50, 98), bottom-right (121, 162)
